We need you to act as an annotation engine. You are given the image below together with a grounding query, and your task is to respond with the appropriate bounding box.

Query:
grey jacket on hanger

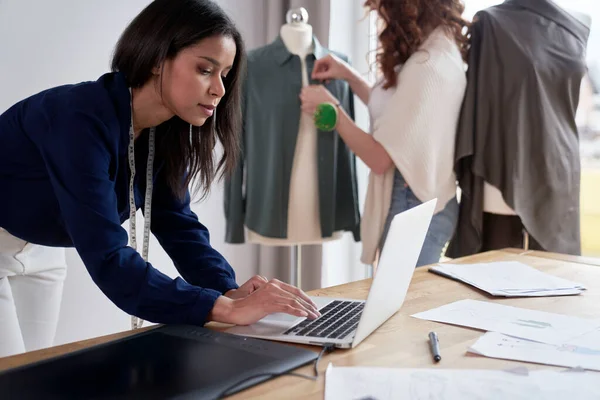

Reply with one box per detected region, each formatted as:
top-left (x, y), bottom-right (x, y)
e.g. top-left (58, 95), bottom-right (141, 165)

top-left (224, 36), bottom-right (361, 244)
top-left (448, 0), bottom-right (590, 257)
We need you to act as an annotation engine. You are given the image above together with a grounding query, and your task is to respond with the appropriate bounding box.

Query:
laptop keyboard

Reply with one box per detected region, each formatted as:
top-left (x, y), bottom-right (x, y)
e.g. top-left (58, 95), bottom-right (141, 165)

top-left (283, 300), bottom-right (364, 340)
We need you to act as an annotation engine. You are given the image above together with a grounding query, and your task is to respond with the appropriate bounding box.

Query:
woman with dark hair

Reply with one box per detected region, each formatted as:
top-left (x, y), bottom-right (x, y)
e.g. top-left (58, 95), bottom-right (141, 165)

top-left (0, 0), bottom-right (318, 357)
top-left (300, 0), bottom-right (469, 267)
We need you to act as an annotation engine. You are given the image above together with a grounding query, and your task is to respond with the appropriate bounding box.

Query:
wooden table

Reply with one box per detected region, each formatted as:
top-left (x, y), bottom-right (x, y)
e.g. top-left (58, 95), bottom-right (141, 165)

top-left (502, 248), bottom-right (600, 267)
top-left (1, 249), bottom-right (599, 399)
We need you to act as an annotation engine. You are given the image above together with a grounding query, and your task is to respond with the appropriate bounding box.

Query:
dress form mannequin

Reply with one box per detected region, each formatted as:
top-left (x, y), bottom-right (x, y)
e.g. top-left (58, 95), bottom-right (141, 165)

top-left (482, 1), bottom-right (592, 244)
top-left (246, 8), bottom-right (341, 287)
top-left (483, 183), bottom-right (516, 215)
top-left (280, 17), bottom-right (313, 57)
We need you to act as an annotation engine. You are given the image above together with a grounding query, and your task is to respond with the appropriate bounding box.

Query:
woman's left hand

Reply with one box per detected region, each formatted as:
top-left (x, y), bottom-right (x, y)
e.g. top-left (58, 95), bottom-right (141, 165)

top-left (224, 275), bottom-right (269, 300)
top-left (300, 85), bottom-right (337, 115)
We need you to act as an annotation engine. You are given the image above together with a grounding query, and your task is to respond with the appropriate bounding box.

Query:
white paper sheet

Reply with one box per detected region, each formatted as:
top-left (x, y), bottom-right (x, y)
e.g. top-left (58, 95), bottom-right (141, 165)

top-left (325, 364), bottom-right (600, 400)
top-left (469, 332), bottom-right (600, 371)
top-left (429, 262), bottom-right (585, 297)
top-left (411, 299), bottom-right (600, 345)
top-left (566, 325), bottom-right (600, 350)
top-left (493, 288), bottom-right (584, 296)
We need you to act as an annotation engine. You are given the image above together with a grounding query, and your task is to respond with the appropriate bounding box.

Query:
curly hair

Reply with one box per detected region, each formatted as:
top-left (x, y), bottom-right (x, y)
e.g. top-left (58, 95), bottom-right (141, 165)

top-left (366, 0), bottom-right (470, 89)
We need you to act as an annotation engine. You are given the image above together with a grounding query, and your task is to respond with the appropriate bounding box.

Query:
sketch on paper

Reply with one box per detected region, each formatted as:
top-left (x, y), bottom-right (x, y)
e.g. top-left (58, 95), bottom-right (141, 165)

top-left (469, 332), bottom-right (600, 372)
top-left (409, 372), bottom-right (448, 400)
top-left (454, 377), bottom-right (536, 400)
top-left (512, 319), bottom-right (553, 329)
top-left (326, 362), bottom-right (600, 400)
top-left (558, 344), bottom-right (600, 355)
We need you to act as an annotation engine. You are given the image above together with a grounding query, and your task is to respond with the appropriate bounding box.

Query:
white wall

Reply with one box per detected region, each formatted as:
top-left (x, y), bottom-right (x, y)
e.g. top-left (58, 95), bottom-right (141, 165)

top-left (0, 0), bottom-right (260, 346)
top-left (321, 0), bottom-right (373, 287)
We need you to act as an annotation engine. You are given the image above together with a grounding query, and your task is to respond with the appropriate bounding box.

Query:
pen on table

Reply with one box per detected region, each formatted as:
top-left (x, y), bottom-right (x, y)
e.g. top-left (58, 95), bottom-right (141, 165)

top-left (428, 331), bottom-right (441, 362)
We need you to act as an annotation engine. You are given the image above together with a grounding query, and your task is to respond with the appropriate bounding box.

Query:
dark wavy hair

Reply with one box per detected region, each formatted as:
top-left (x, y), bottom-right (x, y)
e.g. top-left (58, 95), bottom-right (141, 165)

top-left (366, 0), bottom-right (469, 89)
top-left (112, 0), bottom-right (246, 200)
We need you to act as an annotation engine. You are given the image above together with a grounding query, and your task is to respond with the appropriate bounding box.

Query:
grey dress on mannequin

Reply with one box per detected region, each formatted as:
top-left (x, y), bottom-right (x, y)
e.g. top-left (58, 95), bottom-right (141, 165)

top-left (449, 0), bottom-right (591, 257)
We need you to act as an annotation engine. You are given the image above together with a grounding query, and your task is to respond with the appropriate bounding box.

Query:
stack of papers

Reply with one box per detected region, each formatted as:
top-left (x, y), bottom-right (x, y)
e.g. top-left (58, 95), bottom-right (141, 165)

top-left (412, 299), bottom-right (600, 345)
top-left (325, 364), bottom-right (600, 400)
top-left (412, 299), bottom-right (600, 371)
top-left (429, 261), bottom-right (586, 297)
top-left (469, 332), bottom-right (600, 372)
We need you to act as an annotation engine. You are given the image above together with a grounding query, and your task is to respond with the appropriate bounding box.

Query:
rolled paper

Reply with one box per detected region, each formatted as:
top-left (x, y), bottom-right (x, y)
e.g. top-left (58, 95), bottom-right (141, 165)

top-left (314, 102), bottom-right (338, 131)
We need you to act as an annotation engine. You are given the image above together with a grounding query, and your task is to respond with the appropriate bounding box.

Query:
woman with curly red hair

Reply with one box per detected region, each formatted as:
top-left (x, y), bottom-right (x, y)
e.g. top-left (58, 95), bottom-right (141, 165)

top-left (300, 0), bottom-right (469, 267)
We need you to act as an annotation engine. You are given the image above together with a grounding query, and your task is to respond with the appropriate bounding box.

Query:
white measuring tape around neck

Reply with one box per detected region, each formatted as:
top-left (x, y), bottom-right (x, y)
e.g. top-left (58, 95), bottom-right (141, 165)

top-left (128, 88), bottom-right (155, 330)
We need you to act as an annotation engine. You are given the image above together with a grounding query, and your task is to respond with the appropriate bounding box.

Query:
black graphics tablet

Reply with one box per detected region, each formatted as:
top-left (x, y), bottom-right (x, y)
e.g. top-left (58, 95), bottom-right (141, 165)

top-left (0, 325), bottom-right (318, 400)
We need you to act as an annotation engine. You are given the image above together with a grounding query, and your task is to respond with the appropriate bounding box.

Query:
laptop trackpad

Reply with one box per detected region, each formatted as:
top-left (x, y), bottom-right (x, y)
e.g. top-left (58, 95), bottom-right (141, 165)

top-left (227, 297), bottom-right (335, 336)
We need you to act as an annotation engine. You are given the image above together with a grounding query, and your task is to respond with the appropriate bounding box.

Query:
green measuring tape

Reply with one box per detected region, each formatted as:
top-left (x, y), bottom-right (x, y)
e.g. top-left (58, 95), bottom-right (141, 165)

top-left (314, 102), bottom-right (339, 131)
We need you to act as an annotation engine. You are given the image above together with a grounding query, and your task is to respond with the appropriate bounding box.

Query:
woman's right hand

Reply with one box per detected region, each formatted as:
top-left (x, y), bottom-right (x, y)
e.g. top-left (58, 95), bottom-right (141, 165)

top-left (209, 279), bottom-right (321, 326)
top-left (312, 53), bottom-right (350, 82)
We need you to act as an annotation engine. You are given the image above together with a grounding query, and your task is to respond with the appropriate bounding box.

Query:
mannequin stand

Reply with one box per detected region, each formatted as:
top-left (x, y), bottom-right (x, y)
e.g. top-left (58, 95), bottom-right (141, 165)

top-left (289, 245), bottom-right (302, 289)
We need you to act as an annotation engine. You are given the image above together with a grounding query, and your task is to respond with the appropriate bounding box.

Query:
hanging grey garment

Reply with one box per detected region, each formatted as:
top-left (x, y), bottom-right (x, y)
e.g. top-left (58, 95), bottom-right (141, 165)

top-left (224, 36), bottom-right (360, 244)
top-left (447, 0), bottom-right (590, 257)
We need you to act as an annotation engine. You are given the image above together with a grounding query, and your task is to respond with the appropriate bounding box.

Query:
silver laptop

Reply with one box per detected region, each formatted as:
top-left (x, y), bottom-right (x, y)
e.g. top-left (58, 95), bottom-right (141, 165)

top-left (226, 199), bottom-right (437, 349)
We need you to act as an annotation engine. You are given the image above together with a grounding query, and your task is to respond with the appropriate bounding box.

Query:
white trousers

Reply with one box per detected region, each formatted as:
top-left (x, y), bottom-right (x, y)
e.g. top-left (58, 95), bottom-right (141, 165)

top-left (0, 228), bottom-right (67, 358)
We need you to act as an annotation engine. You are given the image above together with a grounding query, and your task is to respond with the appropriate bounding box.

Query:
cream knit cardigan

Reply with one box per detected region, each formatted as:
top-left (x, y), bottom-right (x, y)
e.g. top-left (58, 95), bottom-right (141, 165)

top-left (361, 28), bottom-right (467, 264)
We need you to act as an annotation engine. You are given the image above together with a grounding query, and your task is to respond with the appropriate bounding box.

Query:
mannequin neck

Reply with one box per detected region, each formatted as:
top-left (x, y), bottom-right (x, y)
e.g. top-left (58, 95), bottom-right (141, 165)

top-left (280, 23), bottom-right (314, 56)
